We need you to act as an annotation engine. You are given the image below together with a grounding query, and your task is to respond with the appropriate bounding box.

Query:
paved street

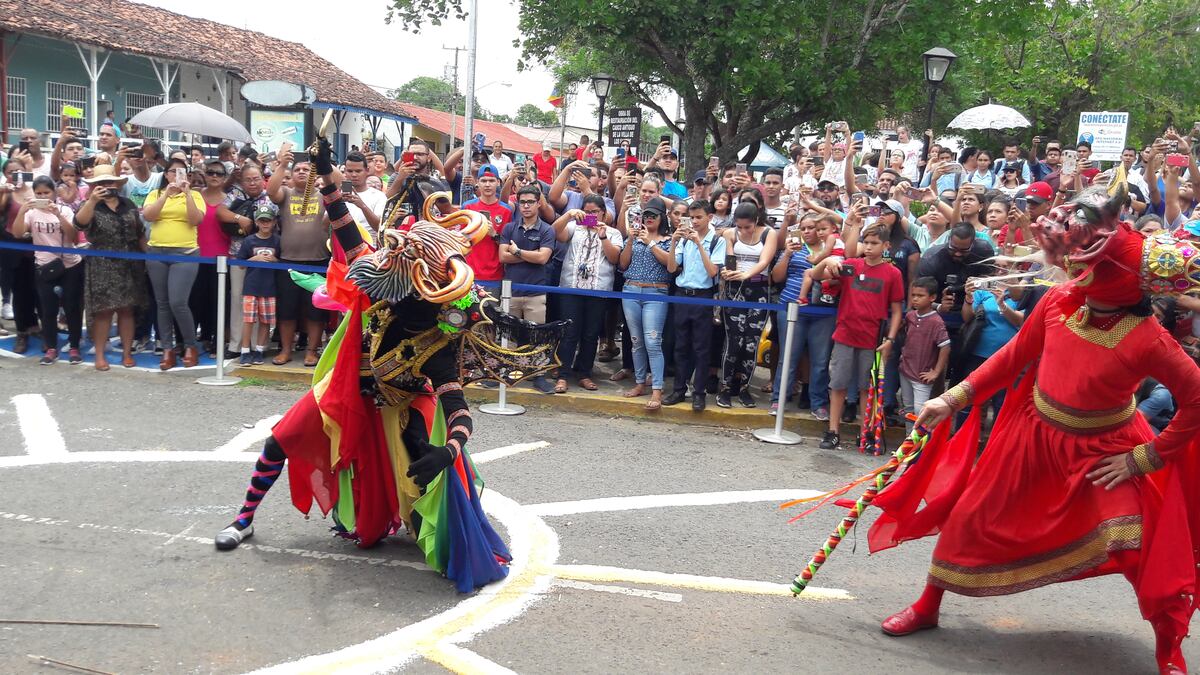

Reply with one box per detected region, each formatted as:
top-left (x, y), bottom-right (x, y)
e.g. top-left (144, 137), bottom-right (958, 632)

top-left (0, 357), bottom-right (1190, 674)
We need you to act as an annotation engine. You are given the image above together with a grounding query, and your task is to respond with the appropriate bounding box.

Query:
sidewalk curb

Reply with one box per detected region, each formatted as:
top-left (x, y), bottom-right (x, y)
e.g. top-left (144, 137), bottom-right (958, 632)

top-left (232, 364), bottom-right (906, 443)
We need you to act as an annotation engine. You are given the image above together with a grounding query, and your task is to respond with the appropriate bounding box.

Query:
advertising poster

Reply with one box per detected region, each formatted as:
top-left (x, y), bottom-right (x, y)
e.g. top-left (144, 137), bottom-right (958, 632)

top-left (249, 109), bottom-right (307, 153)
top-left (1077, 112), bottom-right (1128, 162)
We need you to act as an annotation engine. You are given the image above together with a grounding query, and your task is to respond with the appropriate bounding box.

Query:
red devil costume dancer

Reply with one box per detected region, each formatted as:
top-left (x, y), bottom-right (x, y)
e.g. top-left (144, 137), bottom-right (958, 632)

top-left (213, 138), bottom-right (563, 593)
top-left (868, 184), bottom-right (1199, 674)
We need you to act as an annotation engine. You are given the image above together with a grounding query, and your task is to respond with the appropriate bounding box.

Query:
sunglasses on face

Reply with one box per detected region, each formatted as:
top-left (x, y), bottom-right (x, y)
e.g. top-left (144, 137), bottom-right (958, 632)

top-left (205, 170), bottom-right (226, 177)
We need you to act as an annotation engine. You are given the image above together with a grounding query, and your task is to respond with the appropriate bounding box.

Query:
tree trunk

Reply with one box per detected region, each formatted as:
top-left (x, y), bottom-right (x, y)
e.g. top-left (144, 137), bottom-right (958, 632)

top-left (681, 120), bottom-right (708, 183)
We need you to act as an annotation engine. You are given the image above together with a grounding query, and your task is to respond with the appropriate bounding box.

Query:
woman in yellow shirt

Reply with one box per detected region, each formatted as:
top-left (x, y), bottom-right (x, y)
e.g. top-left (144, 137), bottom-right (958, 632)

top-left (142, 157), bottom-right (204, 369)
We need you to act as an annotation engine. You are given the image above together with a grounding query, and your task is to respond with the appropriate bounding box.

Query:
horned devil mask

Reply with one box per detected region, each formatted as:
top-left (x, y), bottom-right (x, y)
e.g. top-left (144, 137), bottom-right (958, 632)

top-left (347, 192), bottom-right (490, 304)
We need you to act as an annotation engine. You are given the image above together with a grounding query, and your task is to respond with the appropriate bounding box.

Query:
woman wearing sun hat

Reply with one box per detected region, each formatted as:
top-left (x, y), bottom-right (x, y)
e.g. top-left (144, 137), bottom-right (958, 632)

top-left (74, 164), bottom-right (147, 371)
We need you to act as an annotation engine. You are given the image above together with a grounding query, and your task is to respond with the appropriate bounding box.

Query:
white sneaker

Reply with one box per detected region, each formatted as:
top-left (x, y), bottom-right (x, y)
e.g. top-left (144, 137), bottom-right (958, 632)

top-left (1, 302), bottom-right (12, 320)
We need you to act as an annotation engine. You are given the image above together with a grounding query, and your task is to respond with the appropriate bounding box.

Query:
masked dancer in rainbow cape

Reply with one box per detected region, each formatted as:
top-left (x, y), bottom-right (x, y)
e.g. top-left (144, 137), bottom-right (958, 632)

top-left (213, 138), bottom-right (565, 593)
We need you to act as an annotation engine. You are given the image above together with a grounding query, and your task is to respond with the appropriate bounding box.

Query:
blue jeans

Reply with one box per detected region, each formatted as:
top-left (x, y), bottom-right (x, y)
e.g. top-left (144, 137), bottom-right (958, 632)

top-left (622, 284), bottom-right (669, 390)
top-left (771, 308), bottom-right (835, 410)
top-left (1137, 384), bottom-right (1175, 432)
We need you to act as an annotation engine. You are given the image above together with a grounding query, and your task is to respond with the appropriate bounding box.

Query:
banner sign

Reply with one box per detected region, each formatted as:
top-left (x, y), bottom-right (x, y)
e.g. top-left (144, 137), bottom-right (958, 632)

top-left (1077, 111), bottom-right (1128, 162)
top-left (249, 109), bottom-right (307, 153)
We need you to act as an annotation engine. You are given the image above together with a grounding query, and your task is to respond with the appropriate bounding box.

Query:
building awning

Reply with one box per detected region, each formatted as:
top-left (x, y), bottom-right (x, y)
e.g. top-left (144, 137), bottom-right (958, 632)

top-left (310, 101), bottom-right (417, 125)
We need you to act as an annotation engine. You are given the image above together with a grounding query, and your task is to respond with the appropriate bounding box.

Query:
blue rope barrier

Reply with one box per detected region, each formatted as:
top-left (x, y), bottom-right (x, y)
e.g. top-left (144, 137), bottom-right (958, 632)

top-left (0, 240), bottom-right (840, 315)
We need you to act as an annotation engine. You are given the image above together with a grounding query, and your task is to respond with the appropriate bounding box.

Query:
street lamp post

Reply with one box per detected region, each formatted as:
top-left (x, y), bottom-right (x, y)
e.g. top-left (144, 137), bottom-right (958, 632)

top-left (590, 73), bottom-right (615, 146)
top-left (920, 47), bottom-right (957, 180)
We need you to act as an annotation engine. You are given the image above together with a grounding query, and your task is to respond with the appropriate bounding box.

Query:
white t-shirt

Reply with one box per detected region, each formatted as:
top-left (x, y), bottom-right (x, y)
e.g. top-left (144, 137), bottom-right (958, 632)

top-left (29, 154), bottom-right (52, 178)
top-left (559, 223), bottom-right (623, 291)
top-left (346, 187), bottom-right (387, 230)
top-left (489, 153), bottom-right (514, 178)
top-left (824, 157), bottom-right (847, 187)
top-left (895, 139), bottom-right (924, 181)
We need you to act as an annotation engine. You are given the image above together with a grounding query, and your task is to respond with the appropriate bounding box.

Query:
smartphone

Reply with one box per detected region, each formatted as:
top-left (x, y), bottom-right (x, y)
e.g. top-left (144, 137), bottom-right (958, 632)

top-left (868, 205), bottom-right (882, 218)
top-left (401, 151), bottom-right (415, 165)
top-left (625, 184), bottom-right (638, 200)
top-left (840, 263), bottom-right (855, 277)
top-left (1167, 153), bottom-right (1190, 168)
top-left (905, 187), bottom-right (923, 200)
top-left (279, 141), bottom-right (293, 157)
top-left (174, 167), bottom-right (187, 184)
top-left (850, 192), bottom-right (866, 202)
top-left (341, 180), bottom-right (353, 193)
top-left (121, 138), bottom-right (140, 148)
top-left (1014, 197), bottom-right (1028, 212)
top-left (1061, 149), bottom-right (1078, 176)
top-left (626, 155), bottom-right (638, 169)
top-left (582, 213), bottom-right (599, 228)
top-left (787, 227), bottom-right (802, 246)
top-left (944, 162), bottom-right (963, 174)
top-left (735, 162), bottom-right (748, 175)
top-left (680, 216), bottom-right (692, 230)
top-left (29, 198), bottom-right (50, 209)
top-left (16, 171), bottom-right (33, 186)
top-left (80, 156), bottom-right (96, 171)
top-left (587, 158), bottom-right (595, 166)
top-left (708, 156), bottom-right (719, 170)
top-left (1169, 140), bottom-right (1180, 153)
top-left (660, 134), bottom-right (671, 144)
top-left (18, 140), bottom-right (29, 153)
top-left (851, 131), bottom-right (865, 143)
top-left (293, 151), bottom-right (310, 166)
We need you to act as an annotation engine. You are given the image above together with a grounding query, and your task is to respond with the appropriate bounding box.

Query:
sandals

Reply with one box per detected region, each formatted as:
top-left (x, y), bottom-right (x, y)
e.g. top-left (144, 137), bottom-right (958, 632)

top-left (94, 360), bottom-right (111, 372)
top-left (122, 354), bottom-right (136, 368)
top-left (554, 379), bottom-right (568, 394)
top-left (609, 368), bottom-right (631, 382)
top-left (623, 384), bottom-right (647, 398)
top-left (645, 391), bottom-right (663, 411)
top-left (272, 353), bottom-right (293, 366)
top-left (303, 350), bottom-right (319, 367)
top-left (578, 378), bottom-right (599, 391)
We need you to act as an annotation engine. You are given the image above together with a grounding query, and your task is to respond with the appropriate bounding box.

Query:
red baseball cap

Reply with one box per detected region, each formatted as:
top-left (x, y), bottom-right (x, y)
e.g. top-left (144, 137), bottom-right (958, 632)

top-left (1025, 181), bottom-right (1053, 204)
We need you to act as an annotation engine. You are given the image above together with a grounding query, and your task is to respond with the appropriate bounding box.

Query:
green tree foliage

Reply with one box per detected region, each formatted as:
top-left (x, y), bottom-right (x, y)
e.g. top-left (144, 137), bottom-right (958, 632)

top-left (388, 76), bottom-right (459, 113)
top-left (947, 0), bottom-right (1200, 150)
top-left (513, 103), bottom-right (560, 127)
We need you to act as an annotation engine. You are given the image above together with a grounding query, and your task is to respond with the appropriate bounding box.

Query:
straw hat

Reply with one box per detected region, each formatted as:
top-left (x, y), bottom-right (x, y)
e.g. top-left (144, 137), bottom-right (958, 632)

top-left (83, 163), bottom-right (128, 185)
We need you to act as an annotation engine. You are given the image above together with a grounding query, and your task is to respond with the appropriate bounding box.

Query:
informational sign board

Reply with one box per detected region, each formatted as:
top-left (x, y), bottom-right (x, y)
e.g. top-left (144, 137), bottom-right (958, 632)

top-left (608, 107), bottom-right (641, 149)
top-left (1077, 111), bottom-right (1128, 162)
top-left (249, 109), bottom-right (307, 153)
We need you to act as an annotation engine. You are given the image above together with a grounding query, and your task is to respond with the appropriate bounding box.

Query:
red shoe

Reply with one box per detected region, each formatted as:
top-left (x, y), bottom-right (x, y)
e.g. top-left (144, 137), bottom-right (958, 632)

top-left (1160, 664), bottom-right (1185, 675)
top-left (881, 606), bottom-right (939, 636)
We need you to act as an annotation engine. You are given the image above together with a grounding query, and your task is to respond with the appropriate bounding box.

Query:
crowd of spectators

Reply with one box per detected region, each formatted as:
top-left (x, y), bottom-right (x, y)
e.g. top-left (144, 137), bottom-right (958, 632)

top-left (3, 115), bottom-right (1200, 452)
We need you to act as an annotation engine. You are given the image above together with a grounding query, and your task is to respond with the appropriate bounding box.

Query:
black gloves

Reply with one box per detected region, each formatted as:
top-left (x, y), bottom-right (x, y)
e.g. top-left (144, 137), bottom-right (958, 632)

top-left (406, 442), bottom-right (456, 487)
top-left (315, 136), bottom-right (334, 176)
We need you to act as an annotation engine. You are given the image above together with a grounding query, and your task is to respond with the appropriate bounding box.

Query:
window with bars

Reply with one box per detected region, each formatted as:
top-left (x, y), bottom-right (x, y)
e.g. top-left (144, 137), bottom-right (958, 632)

top-left (126, 92), bottom-right (164, 138)
top-left (6, 76), bottom-right (26, 131)
top-left (46, 81), bottom-right (88, 132)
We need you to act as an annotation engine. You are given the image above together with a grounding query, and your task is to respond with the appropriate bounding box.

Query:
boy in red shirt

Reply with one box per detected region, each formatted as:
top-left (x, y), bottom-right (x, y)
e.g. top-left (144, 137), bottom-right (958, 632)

top-left (461, 164), bottom-right (511, 282)
top-left (810, 224), bottom-right (903, 450)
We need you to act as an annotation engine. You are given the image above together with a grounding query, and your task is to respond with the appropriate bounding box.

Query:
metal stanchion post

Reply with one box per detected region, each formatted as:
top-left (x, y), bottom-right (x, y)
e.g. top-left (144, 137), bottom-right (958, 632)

top-left (197, 256), bottom-right (241, 386)
top-left (478, 280), bottom-right (525, 416)
top-left (754, 302), bottom-right (801, 444)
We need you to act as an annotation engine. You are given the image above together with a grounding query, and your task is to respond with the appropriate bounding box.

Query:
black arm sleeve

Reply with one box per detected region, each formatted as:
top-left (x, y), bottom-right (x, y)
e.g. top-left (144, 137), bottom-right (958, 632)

top-left (425, 343), bottom-right (473, 455)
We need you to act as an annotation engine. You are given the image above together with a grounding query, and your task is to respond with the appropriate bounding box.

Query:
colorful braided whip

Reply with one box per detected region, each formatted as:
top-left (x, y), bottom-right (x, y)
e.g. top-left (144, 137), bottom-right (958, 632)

top-left (789, 424), bottom-right (930, 596)
top-left (858, 351), bottom-right (887, 456)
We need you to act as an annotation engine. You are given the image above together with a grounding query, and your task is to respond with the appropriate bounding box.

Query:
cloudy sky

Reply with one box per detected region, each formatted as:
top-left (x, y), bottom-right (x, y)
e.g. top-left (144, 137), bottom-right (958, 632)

top-left (143, 0), bottom-right (614, 128)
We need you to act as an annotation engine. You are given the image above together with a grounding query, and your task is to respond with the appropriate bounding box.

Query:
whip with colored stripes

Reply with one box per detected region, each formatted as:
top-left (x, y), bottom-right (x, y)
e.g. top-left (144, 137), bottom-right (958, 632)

top-left (791, 424), bottom-right (929, 595)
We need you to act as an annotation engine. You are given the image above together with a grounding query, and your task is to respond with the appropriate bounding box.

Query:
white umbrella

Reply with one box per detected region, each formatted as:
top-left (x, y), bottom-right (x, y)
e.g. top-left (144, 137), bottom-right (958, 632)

top-left (128, 101), bottom-right (252, 142)
top-left (947, 103), bottom-right (1031, 131)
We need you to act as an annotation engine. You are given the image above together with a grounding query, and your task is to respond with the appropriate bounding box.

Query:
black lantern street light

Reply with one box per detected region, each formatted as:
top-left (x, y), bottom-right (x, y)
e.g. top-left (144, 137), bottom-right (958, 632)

top-left (590, 73), bottom-right (616, 145)
top-left (921, 47), bottom-right (957, 177)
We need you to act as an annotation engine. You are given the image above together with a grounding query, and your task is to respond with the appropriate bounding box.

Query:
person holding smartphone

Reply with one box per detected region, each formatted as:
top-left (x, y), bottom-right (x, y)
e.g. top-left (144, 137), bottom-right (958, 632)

top-left (12, 176), bottom-right (83, 364)
top-left (1, 159), bottom-right (37, 346)
top-left (644, 140), bottom-right (688, 200)
top-left (142, 157), bottom-right (205, 369)
top-left (619, 196), bottom-right (673, 410)
top-left (74, 164), bottom-right (148, 371)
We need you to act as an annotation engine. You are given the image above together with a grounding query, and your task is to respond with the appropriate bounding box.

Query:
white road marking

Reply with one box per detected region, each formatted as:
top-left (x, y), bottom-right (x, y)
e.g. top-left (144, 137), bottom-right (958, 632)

top-left (423, 643), bottom-right (519, 675)
top-left (526, 488), bottom-right (825, 517)
top-left (12, 394), bottom-right (67, 458)
top-left (162, 521), bottom-right (197, 547)
top-left (471, 441), bottom-right (550, 465)
top-left (248, 492), bottom-right (560, 674)
top-left (212, 415), bottom-right (283, 455)
top-left (548, 564), bottom-right (853, 601)
top-left (553, 578), bottom-right (682, 603)
top-left (0, 450), bottom-right (258, 468)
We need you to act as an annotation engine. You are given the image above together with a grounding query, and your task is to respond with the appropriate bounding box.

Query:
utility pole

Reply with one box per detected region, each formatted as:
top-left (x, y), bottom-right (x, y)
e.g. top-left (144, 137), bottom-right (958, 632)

top-left (442, 45), bottom-right (464, 152)
top-left (461, 0), bottom-right (478, 205)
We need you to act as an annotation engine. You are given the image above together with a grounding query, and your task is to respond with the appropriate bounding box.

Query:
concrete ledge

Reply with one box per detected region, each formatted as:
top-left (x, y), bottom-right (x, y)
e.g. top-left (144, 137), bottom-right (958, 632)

top-left (233, 362), bottom-right (907, 444)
